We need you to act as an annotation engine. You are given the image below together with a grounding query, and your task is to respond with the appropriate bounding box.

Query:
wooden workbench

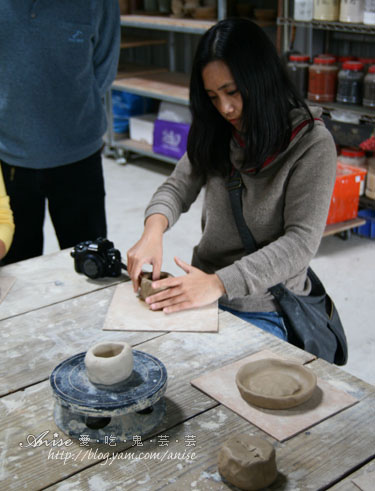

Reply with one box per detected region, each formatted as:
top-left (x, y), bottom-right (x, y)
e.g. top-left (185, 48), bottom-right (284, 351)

top-left (0, 250), bottom-right (374, 490)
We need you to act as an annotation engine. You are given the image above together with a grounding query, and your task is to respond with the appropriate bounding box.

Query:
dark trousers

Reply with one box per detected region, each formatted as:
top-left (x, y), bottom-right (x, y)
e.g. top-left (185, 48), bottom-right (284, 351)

top-left (1, 150), bottom-right (107, 264)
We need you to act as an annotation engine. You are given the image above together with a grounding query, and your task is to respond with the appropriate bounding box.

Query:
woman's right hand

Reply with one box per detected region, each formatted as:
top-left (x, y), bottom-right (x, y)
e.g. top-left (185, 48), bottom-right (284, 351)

top-left (126, 214), bottom-right (168, 293)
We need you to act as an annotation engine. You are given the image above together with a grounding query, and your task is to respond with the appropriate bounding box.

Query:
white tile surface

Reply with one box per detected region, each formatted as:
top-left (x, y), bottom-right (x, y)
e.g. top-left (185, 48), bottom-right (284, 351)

top-left (43, 155), bottom-right (375, 386)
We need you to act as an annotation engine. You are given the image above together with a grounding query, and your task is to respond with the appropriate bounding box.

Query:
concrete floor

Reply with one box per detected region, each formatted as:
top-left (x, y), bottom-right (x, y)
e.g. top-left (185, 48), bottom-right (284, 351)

top-left (44, 155), bottom-right (375, 386)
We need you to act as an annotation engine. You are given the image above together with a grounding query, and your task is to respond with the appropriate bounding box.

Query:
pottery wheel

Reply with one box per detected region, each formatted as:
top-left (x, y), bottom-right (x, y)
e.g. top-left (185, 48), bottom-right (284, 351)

top-left (50, 350), bottom-right (168, 442)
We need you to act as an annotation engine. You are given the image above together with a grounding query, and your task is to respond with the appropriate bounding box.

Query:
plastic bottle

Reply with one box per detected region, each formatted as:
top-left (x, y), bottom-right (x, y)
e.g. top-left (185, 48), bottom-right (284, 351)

top-left (287, 54), bottom-right (310, 97)
top-left (308, 56), bottom-right (339, 102)
top-left (294, 0), bottom-right (314, 21)
top-left (336, 61), bottom-right (365, 105)
top-left (364, 0), bottom-right (375, 25)
top-left (313, 0), bottom-right (340, 21)
top-left (339, 0), bottom-right (364, 23)
top-left (363, 65), bottom-right (375, 107)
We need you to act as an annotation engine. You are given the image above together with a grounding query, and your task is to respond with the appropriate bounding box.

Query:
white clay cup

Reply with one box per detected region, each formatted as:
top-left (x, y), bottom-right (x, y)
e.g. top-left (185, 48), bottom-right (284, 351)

top-left (84, 341), bottom-right (134, 385)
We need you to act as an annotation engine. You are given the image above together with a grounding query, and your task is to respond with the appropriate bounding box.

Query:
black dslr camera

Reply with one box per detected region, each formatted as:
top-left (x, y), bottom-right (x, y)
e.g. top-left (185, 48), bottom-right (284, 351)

top-left (71, 238), bottom-right (124, 279)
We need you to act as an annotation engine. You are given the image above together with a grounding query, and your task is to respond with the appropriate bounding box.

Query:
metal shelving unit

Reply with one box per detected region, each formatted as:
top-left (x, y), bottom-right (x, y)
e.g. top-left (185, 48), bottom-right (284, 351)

top-left (120, 15), bottom-right (218, 34)
top-left (106, 70), bottom-right (190, 164)
top-left (277, 17), bottom-right (375, 35)
top-left (112, 71), bottom-right (190, 105)
top-left (276, 1), bottom-right (375, 238)
top-left (105, 14), bottom-right (223, 164)
top-left (106, 6), bottom-right (278, 164)
top-left (276, 2), bottom-right (375, 142)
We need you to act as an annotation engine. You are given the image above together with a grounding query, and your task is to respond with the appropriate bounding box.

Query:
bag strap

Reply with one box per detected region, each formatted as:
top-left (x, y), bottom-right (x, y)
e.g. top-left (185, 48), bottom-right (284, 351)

top-left (226, 169), bottom-right (258, 254)
top-left (226, 170), bottom-right (293, 309)
top-left (226, 118), bottom-right (317, 255)
top-left (227, 172), bottom-right (285, 301)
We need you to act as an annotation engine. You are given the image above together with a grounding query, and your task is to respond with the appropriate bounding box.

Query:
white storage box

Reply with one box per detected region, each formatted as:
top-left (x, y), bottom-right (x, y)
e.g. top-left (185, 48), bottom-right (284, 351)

top-left (157, 101), bottom-right (192, 124)
top-left (129, 113), bottom-right (158, 145)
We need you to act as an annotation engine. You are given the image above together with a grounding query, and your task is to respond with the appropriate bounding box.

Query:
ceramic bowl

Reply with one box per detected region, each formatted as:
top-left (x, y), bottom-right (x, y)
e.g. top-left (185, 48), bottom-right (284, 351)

top-left (236, 358), bottom-right (317, 409)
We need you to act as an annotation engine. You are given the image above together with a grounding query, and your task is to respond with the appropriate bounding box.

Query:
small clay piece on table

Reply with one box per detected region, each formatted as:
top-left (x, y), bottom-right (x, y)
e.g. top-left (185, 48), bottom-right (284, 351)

top-left (218, 434), bottom-right (278, 490)
top-left (139, 271), bottom-right (173, 301)
top-left (236, 358), bottom-right (317, 410)
top-left (84, 341), bottom-right (134, 385)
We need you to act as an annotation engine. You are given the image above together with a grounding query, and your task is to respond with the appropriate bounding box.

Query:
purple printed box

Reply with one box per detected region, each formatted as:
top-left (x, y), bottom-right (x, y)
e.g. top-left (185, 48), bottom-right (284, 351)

top-left (153, 119), bottom-right (190, 160)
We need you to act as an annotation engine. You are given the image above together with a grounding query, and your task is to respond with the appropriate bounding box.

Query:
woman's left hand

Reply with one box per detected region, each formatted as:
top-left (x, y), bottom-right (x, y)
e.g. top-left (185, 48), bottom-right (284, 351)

top-left (145, 257), bottom-right (226, 313)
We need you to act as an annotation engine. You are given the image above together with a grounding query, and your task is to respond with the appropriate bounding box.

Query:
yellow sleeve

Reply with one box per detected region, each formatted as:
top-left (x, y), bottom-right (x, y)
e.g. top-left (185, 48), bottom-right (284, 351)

top-left (0, 165), bottom-right (15, 254)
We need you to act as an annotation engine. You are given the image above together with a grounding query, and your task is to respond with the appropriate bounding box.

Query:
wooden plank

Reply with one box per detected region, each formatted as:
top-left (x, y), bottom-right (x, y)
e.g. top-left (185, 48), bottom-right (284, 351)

top-left (323, 218), bottom-right (366, 237)
top-left (120, 37), bottom-right (167, 49)
top-left (46, 391), bottom-right (375, 490)
top-left (328, 459), bottom-right (375, 490)
top-left (0, 286), bottom-right (164, 396)
top-left (120, 14), bottom-right (216, 34)
top-left (0, 313), bottom-right (316, 490)
top-left (113, 138), bottom-right (179, 165)
top-left (115, 64), bottom-right (167, 79)
top-left (0, 249), bottom-right (127, 321)
top-left (113, 72), bottom-right (190, 104)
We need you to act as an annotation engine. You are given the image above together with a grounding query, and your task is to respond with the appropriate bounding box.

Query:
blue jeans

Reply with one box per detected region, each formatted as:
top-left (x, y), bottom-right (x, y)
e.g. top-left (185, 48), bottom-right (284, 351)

top-left (219, 305), bottom-right (288, 341)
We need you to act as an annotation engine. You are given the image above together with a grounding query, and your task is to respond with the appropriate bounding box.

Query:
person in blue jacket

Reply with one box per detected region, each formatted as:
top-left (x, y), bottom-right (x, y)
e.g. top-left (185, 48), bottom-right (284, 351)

top-left (0, 0), bottom-right (120, 264)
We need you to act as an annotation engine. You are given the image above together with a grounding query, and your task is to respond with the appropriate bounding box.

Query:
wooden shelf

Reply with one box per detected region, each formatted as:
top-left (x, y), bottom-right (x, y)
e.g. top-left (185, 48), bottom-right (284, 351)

top-left (112, 71), bottom-right (190, 105)
top-left (120, 36), bottom-right (167, 49)
top-left (120, 15), bottom-right (216, 34)
top-left (115, 64), bottom-right (167, 80)
top-left (323, 217), bottom-right (366, 237)
top-left (114, 138), bottom-right (178, 165)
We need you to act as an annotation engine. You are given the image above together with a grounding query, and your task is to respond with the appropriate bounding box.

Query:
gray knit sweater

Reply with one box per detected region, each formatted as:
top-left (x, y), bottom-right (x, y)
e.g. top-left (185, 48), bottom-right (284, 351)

top-left (145, 106), bottom-right (337, 312)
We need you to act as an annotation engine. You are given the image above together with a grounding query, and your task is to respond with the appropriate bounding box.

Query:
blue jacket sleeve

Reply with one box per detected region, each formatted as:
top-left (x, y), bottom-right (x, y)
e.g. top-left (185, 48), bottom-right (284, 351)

top-left (94, 0), bottom-right (121, 97)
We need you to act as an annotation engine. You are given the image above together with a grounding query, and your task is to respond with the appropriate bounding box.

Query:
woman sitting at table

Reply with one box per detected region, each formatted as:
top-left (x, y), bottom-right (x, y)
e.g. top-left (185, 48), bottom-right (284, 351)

top-left (126, 18), bottom-right (336, 341)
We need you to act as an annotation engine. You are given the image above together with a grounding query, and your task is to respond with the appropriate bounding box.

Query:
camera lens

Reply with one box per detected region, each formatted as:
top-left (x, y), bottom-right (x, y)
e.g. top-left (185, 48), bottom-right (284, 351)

top-left (82, 254), bottom-right (105, 279)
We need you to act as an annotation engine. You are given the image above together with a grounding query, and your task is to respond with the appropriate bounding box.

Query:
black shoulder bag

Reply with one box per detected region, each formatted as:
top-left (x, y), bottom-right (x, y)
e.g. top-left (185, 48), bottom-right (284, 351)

top-left (227, 169), bottom-right (348, 365)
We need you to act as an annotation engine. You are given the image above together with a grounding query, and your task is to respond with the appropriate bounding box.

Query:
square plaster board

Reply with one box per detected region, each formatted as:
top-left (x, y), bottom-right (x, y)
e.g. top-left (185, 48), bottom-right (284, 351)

top-left (0, 276), bottom-right (15, 304)
top-left (191, 349), bottom-right (358, 441)
top-left (103, 282), bottom-right (218, 332)
top-left (352, 471), bottom-right (375, 491)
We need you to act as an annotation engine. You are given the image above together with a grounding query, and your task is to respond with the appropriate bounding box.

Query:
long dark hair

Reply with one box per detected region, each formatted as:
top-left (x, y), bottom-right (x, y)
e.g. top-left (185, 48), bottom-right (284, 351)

top-left (187, 17), bottom-right (313, 178)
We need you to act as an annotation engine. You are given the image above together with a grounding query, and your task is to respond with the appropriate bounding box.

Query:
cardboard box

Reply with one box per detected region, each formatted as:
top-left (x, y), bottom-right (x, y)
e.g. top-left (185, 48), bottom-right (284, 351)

top-left (129, 113), bottom-right (157, 145)
top-left (153, 119), bottom-right (190, 160)
top-left (326, 163), bottom-right (367, 225)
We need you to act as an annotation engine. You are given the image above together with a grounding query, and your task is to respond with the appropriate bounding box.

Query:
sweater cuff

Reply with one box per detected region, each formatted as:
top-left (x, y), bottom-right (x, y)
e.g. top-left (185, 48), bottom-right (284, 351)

top-left (144, 204), bottom-right (175, 230)
top-left (216, 264), bottom-right (250, 300)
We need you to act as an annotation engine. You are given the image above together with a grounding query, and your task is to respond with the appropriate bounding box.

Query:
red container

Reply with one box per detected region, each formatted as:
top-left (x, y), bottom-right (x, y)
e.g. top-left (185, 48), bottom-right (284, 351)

top-left (326, 163), bottom-right (367, 225)
top-left (308, 55), bottom-right (339, 102)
